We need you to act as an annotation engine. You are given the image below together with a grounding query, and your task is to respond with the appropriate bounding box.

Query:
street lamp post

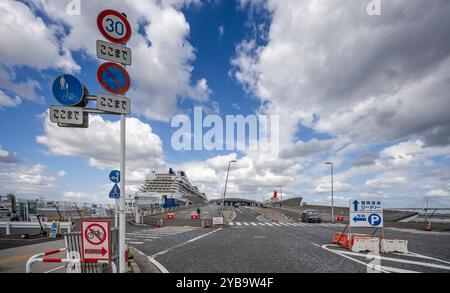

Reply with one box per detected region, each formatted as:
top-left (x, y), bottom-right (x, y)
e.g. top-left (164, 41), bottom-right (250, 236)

top-left (325, 162), bottom-right (334, 224)
top-left (222, 160), bottom-right (237, 211)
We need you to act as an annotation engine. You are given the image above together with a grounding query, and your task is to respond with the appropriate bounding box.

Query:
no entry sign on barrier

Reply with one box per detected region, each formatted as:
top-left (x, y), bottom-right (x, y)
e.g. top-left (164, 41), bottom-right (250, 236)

top-left (81, 220), bottom-right (111, 261)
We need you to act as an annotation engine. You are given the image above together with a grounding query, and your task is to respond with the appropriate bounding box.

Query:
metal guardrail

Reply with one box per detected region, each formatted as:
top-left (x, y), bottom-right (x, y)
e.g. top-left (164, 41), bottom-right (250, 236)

top-left (0, 221), bottom-right (72, 235)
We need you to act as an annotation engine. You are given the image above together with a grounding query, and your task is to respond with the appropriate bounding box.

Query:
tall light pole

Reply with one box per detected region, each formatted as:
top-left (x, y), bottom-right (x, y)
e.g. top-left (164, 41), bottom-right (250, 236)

top-left (222, 160), bottom-right (237, 211)
top-left (325, 162), bottom-right (334, 224)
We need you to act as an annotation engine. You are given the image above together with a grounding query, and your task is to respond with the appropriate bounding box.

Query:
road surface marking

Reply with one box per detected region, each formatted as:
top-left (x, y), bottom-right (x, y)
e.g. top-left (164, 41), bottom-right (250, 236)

top-left (132, 247), bottom-right (170, 273)
top-left (394, 252), bottom-right (450, 265)
top-left (150, 228), bottom-right (223, 259)
top-left (236, 222), bottom-right (242, 226)
top-left (279, 223), bottom-right (290, 226)
top-left (336, 250), bottom-right (450, 271)
top-left (250, 222), bottom-right (257, 226)
top-left (321, 244), bottom-right (390, 273)
top-left (127, 241), bottom-right (144, 245)
top-left (258, 223), bottom-right (266, 226)
top-left (229, 222), bottom-right (234, 226)
top-left (272, 223), bottom-right (282, 226)
top-left (243, 222), bottom-right (249, 226)
top-left (265, 223), bottom-right (274, 226)
top-left (44, 266), bottom-right (66, 273)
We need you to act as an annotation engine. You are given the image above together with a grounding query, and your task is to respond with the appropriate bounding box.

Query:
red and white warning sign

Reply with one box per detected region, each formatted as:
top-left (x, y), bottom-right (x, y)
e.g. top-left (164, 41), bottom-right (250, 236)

top-left (81, 220), bottom-right (111, 261)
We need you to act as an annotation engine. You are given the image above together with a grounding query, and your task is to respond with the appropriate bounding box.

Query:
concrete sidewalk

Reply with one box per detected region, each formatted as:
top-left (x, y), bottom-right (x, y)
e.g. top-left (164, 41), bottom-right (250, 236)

top-left (0, 239), bottom-right (66, 273)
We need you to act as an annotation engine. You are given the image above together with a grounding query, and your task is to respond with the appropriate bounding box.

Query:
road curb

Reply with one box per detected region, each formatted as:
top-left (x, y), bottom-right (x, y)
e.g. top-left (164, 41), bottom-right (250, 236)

top-left (129, 246), bottom-right (166, 273)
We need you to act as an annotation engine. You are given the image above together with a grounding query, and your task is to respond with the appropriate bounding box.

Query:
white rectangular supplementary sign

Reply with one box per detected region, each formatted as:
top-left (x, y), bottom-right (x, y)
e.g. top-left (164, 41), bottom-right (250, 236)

top-left (96, 40), bottom-right (132, 65)
top-left (213, 217), bottom-right (224, 225)
top-left (349, 199), bottom-right (383, 228)
top-left (50, 106), bottom-right (84, 125)
top-left (96, 94), bottom-right (131, 115)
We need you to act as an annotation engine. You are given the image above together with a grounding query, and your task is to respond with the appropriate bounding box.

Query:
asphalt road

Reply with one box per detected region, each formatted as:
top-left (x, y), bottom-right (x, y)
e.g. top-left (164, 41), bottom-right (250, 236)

top-left (130, 207), bottom-right (450, 273)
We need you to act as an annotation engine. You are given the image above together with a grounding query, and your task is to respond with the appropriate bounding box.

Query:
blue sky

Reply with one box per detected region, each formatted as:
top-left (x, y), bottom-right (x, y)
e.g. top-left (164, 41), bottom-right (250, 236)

top-left (1, 0), bottom-right (450, 208)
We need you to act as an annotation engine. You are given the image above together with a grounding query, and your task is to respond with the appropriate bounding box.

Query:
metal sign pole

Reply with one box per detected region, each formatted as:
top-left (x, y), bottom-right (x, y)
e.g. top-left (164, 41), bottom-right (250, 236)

top-left (119, 113), bottom-right (126, 273)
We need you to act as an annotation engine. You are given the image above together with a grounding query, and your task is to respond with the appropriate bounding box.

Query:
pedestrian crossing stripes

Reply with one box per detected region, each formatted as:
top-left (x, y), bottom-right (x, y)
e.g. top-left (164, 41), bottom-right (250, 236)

top-left (229, 222), bottom-right (339, 228)
top-left (126, 227), bottom-right (198, 243)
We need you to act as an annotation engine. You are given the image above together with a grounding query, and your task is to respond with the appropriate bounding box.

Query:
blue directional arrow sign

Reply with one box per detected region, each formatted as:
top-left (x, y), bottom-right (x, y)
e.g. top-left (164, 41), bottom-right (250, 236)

top-left (352, 200), bottom-right (359, 212)
top-left (109, 184), bottom-right (120, 199)
top-left (353, 214), bottom-right (367, 223)
top-left (52, 74), bottom-right (85, 106)
top-left (109, 170), bottom-right (120, 183)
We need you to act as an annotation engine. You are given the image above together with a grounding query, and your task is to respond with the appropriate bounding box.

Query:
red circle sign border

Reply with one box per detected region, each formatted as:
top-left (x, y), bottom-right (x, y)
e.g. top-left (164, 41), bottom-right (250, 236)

top-left (97, 62), bottom-right (131, 95)
top-left (97, 9), bottom-right (132, 44)
top-left (84, 223), bottom-right (107, 246)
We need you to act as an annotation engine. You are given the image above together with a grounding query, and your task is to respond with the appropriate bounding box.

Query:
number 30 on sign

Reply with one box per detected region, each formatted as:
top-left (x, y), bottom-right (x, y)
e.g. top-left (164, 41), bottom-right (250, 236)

top-left (97, 10), bottom-right (132, 44)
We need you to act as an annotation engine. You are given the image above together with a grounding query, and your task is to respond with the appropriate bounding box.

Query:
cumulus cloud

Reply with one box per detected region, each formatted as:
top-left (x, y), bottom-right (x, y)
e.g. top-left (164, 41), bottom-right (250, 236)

top-left (0, 164), bottom-right (56, 195)
top-left (366, 176), bottom-right (409, 189)
top-left (426, 189), bottom-right (450, 198)
top-left (0, 145), bottom-right (21, 164)
top-left (232, 0), bottom-right (450, 145)
top-left (0, 90), bottom-right (21, 108)
top-left (37, 112), bottom-right (165, 184)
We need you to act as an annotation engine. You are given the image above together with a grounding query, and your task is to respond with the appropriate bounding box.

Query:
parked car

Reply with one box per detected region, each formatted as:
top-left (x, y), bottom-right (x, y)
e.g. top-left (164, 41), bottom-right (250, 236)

top-left (301, 210), bottom-right (322, 223)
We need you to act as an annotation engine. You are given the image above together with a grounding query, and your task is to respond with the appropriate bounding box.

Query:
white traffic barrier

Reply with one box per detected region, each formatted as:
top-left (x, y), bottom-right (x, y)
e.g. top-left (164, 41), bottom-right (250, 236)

top-left (381, 239), bottom-right (408, 254)
top-left (0, 221), bottom-right (72, 235)
top-left (26, 248), bottom-right (117, 273)
top-left (351, 236), bottom-right (380, 253)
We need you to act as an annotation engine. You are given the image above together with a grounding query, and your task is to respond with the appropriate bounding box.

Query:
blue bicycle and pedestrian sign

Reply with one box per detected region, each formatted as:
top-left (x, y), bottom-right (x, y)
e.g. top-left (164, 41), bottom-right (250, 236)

top-left (52, 74), bottom-right (86, 106)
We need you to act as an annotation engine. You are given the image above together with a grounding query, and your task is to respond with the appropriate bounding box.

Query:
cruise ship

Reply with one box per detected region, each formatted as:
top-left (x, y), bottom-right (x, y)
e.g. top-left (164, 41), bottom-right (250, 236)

top-left (138, 168), bottom-right (208, 208)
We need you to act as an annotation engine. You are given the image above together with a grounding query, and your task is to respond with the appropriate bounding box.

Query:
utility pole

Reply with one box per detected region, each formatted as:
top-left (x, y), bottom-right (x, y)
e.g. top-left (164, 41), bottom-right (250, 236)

top-left (325, 162), bottom-right (334, 224)
top-left (222, 160), bottom-right (237, 212)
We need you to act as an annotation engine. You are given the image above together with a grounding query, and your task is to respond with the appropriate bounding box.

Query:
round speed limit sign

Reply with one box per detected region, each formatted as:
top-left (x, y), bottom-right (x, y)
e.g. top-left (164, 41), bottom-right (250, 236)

top-left (97, 9), bottom-right (132, 44)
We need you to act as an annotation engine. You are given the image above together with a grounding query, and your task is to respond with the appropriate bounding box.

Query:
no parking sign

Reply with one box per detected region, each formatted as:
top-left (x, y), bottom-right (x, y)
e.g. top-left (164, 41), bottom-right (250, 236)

top-left (81, 220), bottom-right (111, 261)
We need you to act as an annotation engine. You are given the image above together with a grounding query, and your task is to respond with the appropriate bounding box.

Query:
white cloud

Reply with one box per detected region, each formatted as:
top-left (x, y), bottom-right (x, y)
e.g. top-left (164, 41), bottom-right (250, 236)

top-left (426, 189), bottom-right (450, 198)
top-left (366, 177), bottom-right (409, 189)
top-left (57, 170), bottom-right (66, 177)
top-left (0, 164), bottom-right (56, 195)
top-left (0, 90), bottom-right (21, 108)
top-left (37, 112), bottom-right (165, 184)
top-left (0, 145), bottom-right (20, 164)
top-left (232, 0), bottom-right (450, 145)
top-left (314, 181), bottom-right (353, 193)
top-left (0, 0), bottom-right (78, 72)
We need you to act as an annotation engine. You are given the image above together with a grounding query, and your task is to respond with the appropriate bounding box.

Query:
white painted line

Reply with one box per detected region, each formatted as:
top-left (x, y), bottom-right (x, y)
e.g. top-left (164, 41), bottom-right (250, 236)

top-left (336, 250), bottom-right (450, 271)
top-left (151, 228), bottom-right (223, 258)
top-left (44, 266), bottom-right (66, 273)
top-left (279, 223), bottom-right (289, 226)
top-left (272, 223), bottom-right (282, 226)
top-left (148, 257), bottom-right (170, 273)
top-left (131, 246), bottom-right (170, 273)
top-left (258, 223), bottom-right (266, 226)
top-left (229, 222), bottom-right (234, 226)
top-left (397, 252), bottom-right (450, 265)
top-left (251, 222), bottom-right (257, 226)
top-left (128, 241), bottom-right (144, 245)
top-left (376, 265), bottom-right (419, 274)
top-left (322, 244), bottom-right (390, 273)
top-left (243, 222), bottom-right (249, 226)
top-left (236, 222), bottom-right (242, 226)
top-left (265, 223), bottom-right (274, 226)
